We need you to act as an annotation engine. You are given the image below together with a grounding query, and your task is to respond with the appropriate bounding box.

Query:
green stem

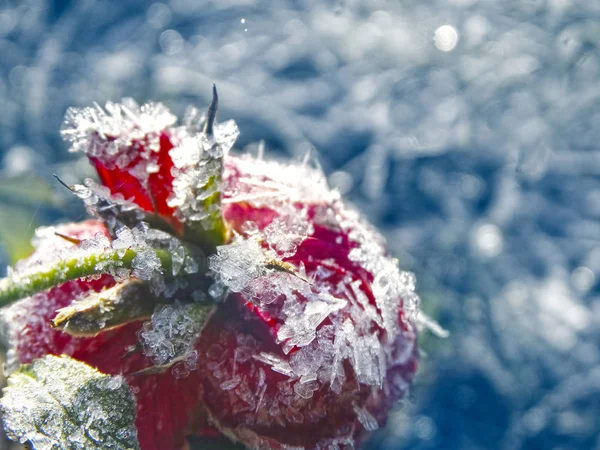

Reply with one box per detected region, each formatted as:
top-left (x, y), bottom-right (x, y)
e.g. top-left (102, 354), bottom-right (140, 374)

top-left (0, 247), bottom-right (172, 307)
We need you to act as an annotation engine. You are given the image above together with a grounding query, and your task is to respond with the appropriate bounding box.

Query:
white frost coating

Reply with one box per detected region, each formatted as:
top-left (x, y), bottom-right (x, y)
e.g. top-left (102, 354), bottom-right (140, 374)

top-left (252, 352), bottom-right (294, 377)
top-left (61, 98), bottom-right (176, 168)
top-left (223, 153), bottom-right (337, 208)
top-left (346, 213), bottom-right (420, 330)
top-left (139, 304), bottom-right (208, 375)
top-left (212, 154), bottom-right (420, 402)
top-left (208, 237), bottom-right (266, 292)
top-left (264, 208), bottom-right (314, 258)
top-left (167, 120), bottom-right (239, 228)
top-left (0, 356), bottom-right (140, 450)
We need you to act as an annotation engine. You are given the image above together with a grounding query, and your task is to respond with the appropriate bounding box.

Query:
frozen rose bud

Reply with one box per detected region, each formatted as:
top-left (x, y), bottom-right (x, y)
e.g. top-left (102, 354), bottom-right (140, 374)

top-left (1, 94), bottom-right (422, 450)
top-left (61, 90), bottom-right (239, 248)
top-left (197, 155), bottom-right (419, 449)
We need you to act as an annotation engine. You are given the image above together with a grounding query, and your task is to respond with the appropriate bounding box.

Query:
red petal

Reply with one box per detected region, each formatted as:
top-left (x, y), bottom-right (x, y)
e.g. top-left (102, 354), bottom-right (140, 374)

top-left (90, 132), bottom-right (178, 222)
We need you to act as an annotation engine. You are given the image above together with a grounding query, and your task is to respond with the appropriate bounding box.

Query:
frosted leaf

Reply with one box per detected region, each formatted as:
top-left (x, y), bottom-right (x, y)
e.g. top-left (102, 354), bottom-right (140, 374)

top-left (167, 120), bottom-right (239, 234)
top-left (209, 238), bottom-right (266, 292)
top-left (0, 355), bottom-right (139, 450)
top-left (69, 179), bottom-right (160, 235)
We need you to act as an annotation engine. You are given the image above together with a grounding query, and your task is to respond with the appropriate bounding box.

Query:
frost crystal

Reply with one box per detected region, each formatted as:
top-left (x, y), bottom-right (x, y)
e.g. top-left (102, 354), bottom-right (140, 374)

top-left (0, 355), bottom-right (139, 450)
top-left (223, 153), bottom-right (335, 208)
top-left (139, 303), bottom-right (213, 377)
top-left (264, 208), bottom-right (313, 258)
top-left (131, 248), bottom-right (162, 281)
top-left (208, 152), bottom-right (422, 432)
top-left (167, 120), bottom-right (239, 229)
top-left (208, 238), bottom-right (266, 292)
top-left (61, 99), bottom-right (176, 169)
top-left (353, 404), bottom-right (379, 432)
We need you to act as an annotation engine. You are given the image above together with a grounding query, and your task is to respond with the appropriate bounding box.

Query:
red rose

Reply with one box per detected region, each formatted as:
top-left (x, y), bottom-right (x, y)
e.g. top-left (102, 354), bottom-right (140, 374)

top-left (0, 89), bottom-right (419, 450)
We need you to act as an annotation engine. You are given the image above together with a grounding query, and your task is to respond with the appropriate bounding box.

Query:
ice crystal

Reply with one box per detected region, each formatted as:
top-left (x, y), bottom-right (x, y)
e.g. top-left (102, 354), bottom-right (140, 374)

top-left (168, 120), bottom-right (239, 229)
top-left (277, 296), bottom-right (347, 352)
top-left (264, 208), bottom-right (313, 258)
top-left (353, 404), bottom-right (379, 432)
top-left (0, 355), bottom-right (139, 450)
top-left (139, 303), bottom-right (213, 376)
top-left (208, 237), bottom-right (266, 293)
top-left (61, 99), bottom-right (176, 169)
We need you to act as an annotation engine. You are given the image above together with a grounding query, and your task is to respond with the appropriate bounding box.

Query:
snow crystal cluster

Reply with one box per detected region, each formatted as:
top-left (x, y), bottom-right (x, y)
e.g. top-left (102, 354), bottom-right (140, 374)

top-left (70, 179), bottom-right (150, 233)
top-left (139, 303), bottom-right (211, 378)
top-left (209, 237), bottom-right (267, 293)
top-left (167, 118), bottom-right (239, 230)
top-left (103, 222), bottom-right (200, 295)
top-left (61, 98), bottom-right (176, 170)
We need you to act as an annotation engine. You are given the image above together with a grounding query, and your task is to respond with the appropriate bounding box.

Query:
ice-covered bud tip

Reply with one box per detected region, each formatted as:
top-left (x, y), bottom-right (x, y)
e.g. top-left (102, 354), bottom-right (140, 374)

top-left (61, 88), bottom-right (238, 248)
top-left (0, 92), bottom-right (422, 450)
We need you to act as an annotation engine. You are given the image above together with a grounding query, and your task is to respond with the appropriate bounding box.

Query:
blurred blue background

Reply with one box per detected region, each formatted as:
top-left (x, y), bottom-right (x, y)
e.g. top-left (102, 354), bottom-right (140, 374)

top-left (0, 0), bottom-right (599, 449)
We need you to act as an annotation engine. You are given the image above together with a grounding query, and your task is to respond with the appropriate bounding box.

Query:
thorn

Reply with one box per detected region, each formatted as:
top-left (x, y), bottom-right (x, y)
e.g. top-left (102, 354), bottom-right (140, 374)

top-left (53, 174), bottom-right (74, 192)
top-left (54, 232), bottom-right (82, 245)
top-left (204, 84), bottom-right (219, 136)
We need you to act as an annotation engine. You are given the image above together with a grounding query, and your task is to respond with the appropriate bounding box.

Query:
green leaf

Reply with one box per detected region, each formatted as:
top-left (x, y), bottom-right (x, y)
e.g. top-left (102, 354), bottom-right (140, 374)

top-left (0, 355), bottom-right (140, 450)
top-left (172, 86), bottom-right (237, 253)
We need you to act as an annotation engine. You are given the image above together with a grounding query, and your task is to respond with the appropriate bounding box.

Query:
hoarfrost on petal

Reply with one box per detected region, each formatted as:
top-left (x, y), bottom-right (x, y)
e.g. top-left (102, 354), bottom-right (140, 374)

top-left (139, 303), bottom-right (212, 373)
top-left (209, 238), bottom-right (266, 292)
